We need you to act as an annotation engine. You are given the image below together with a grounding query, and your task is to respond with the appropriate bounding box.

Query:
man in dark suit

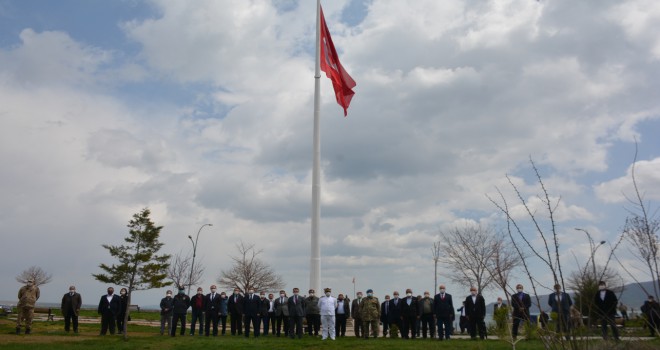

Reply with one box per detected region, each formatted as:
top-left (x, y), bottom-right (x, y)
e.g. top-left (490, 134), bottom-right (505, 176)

top-left (61, 285), bottom-right (82, 333)
top-left (593, 281), bottom-right (620, 341)
top-left (511, 284), bottom-right (531, 339)
top-left (204, 285), bottom-right (221, 336)
top-left (548, 283), bottom-right (572, 340)
top-left (434, 284), bottom-right (454, 340)
top-left (274, 290), bottom-right (289, 336)
top-left (97, 286), bottom-right (121, 335)
top-left (266, 293), bottom-right (276, 335)
top-left (335, 293), bottom-right (350, 337)
top-left (399, 288), bottom-right (419, 339)
top-left (228, 288), bottom-right (244, 336)
top-left (351, 291), bottom-right (363, 338)
top-left (388, 291), bottom-right (402, 338)
top-left (380, 295), bottom-right (391, 337)
top-left (242, 288), bottom-right (261, 337)
top-left (288, 287), bottom-right (305, 339)
top-left (465, 287), bottom-right (486, 340)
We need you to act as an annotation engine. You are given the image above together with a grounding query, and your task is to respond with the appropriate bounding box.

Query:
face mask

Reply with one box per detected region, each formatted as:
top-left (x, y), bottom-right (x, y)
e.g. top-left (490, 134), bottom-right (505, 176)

top-left (439, 289), bottom-right (445, 293)
top-left (385, 299), bottom-right (390, 302)
top-left (211, 289), bottom-right (217, 293)
top-left (293, 292), bottom-right (299, 296)
top-left (357, 295), bottom-right (362, 299)
top-left (234, 291), bottom-right (240, 295)
top-left (599, 286), bottom-right (606, 291)
top-left (367, 293), bottom-right (373, 297)
top-left (325, 292), bottom-right (331, 297)
top-left (517, 289), bottom-right (523, 293)
top-left (167, 293), bottom-right (172, 297)
top-left (280, 294), bottom-right (285, 297)
top-left (120, 291), bottom-right (126, 295)
top-left (393, 295), bottom-right (399, 299)
top-left (248, 290), bottom-right (254, 294)
top-left (406, 293), bottom-right (412, 297)
top-left (70, 290), bottom-right (75, 293)
top-left (309, 293), bottom-right (315, 296)
top-left (197, 291), bottom-right (203, 295)
top-left (179, 290), bottom-right (185, 294)
top-left (221, 295), bottom-right (227, 299)
top-left (338, 297), bottom-right (343, 301)
top-left (260, 294), bottom-right (265, 298)
top-left (424, 294), bottom-right (430, 298)
top-left (471, 292), bottom-right (477, 296)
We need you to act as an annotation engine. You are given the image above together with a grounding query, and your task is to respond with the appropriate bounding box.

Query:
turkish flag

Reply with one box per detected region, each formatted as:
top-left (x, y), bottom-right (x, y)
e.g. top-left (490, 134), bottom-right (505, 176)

top-left (320, 6), bottom-right (356, 116)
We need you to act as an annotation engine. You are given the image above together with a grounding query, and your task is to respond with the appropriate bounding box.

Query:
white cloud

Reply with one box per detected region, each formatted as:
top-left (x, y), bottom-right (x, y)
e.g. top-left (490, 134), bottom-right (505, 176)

top-left (595, 158), bottom-right (660, 203)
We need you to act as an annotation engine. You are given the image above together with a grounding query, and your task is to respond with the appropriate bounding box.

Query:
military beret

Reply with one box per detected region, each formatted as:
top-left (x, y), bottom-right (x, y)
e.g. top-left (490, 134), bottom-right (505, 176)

top-left (366, 289), bottom-right (373, 293)
top-left (324, 287), bottom-right (331, 292)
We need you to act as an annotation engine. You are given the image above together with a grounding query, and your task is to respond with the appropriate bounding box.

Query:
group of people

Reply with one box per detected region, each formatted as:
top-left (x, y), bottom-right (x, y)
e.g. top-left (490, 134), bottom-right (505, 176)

top-left (13, 278), bottom-right (660, 340)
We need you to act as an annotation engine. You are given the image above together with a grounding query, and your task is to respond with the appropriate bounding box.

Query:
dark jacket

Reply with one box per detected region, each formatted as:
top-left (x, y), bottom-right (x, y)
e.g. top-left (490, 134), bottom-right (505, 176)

top-left (259, 297), bottom-right (270, 315)
top-left (464, 294), bottom-right (486, 320)
top-left (335, 298), bottom-right (350, 316)
top-left (548, 291), bottom-right (572, 315)
top-left (190, 293), bottom-right (206, 311)
top-left (118, 294), bottom-right (128, 316)
top-left (242, 293), bottom-right (261, 317)
top-left (98, 294), bottom-right (121, 315)
top-left (418, 297), bottom-right (434, 315)
top-left (351, 298), bottom-right (362, 319)
top-left (173, 293), bottom-right (191, 314)
top-left (593, 289), bottom-right (618, 317)
top-left (511, 292), bottom-right (532, 319)
top-left (433, 292), bottom-right (454, 318)
top-left (288, 295), bottom-right (306, 317)
top-left (160, 296), bottom-right (174, 316)
top-left (228, 294), bottom-right (244, 315)
top-left (380, 300), bottom-right (391, 324)
top-left (388, 297), bottom-right (402, 322)
top-left (61, 292), bottom-right (82, 317)
top-left (399, 296), bottom-right (419, 318)
top-left (205, 293), bottom-right (222, 314)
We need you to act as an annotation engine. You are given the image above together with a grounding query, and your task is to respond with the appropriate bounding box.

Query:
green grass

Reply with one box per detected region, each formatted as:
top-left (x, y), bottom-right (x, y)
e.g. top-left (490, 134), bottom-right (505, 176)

top-left (1, 318), bottom-right (658, 350)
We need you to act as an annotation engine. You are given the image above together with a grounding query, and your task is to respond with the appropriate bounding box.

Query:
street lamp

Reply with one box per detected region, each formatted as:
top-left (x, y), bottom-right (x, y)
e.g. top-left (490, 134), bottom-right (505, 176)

top-left (187, 223), bottom-right (212, 295)
top-left (575, 228), bottom-right (606, 280)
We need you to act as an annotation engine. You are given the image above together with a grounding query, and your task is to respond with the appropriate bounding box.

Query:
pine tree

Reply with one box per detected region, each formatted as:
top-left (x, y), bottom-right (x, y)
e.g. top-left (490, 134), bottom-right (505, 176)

top-left (93, 208), bottom-right (171, 339)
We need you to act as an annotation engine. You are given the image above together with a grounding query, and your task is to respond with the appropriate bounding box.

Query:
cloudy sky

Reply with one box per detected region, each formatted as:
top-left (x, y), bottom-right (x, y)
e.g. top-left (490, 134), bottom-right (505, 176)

top-left (1, 0), bottom-right (660, 307)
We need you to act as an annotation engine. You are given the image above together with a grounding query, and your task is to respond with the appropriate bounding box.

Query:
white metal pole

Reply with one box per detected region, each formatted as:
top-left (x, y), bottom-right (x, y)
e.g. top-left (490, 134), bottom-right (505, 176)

top-left (310, 0), bottom-right (322, 294)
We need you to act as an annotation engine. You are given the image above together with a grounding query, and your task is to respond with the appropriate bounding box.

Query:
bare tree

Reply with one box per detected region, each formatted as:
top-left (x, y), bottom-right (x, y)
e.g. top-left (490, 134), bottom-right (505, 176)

top-left (16, 266), bottom-right (52, 287)
top-left (218, 241), bottom-right (284, 292)
top-left (438, 224), bottom-right (513, 293)
top-left (167, 250), bottom-right (205, 290)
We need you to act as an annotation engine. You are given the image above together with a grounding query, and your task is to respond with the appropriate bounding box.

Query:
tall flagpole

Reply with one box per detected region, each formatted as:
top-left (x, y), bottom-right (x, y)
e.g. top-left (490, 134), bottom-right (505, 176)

top-left (310, 0), bottom-right (322, 294)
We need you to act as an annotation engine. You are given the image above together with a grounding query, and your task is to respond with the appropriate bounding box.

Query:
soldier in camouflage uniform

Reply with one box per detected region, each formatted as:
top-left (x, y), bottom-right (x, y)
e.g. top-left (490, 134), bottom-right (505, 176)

top-left (16, 279), bottom-right (40, 335)
top-left (360, 289), bottom-right (380, 339)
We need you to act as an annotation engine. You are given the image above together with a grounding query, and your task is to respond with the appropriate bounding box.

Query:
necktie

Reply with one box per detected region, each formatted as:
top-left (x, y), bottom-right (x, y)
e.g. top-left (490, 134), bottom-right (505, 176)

top-left (212, 293), bottom-right (215, 300)
top-left (281, 297), bottom-right (283, 304)
top-left (385, 303), bottom-right (388, 314)
top-left (441, 294), bottom-right (445, 300)
top-left (295, 296), bottom-right (298, 304)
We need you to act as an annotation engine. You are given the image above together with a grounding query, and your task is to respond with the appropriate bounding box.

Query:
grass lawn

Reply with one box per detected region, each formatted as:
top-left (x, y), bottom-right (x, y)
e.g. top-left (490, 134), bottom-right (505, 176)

top-left (1, 318), bottom-right (658, 350)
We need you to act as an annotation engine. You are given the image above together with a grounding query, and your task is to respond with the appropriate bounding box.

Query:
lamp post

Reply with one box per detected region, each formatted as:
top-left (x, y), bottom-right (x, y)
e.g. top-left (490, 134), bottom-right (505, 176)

top-left (575, 228), bottom-right (606, 280)
top-left (187, 223), bottom-right (212, 295)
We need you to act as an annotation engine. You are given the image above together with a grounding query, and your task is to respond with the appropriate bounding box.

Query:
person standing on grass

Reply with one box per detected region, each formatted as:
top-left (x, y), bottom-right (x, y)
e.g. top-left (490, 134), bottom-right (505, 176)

top-left (305, 289), bottom-right (321, 336)
top-left (593, 281), bottom-right (620, 341)
top-left (288, 287), bottom-right (306, 339)
top-left (171, 286), bottom-right (190, 336)
top-left (318, 287), bottom-right (337, 340)
top-left (98, 286), bottom-right (120, 335)
top-left (116, 288), bottom-right (128, 334)
top-left (159, 290), bottom-right (174, 335)
top-left (61, 285), bottom-right (82, 333)
top-left (189, 287), bottom-right (205, 336)
top-left (335, 293), bottom-right (349, 337)
top-left (204, 285), bottom-right (221, 336)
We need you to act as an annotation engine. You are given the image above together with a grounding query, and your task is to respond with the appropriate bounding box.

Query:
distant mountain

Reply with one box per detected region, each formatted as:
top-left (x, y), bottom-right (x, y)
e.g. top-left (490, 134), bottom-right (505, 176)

top-left (487, 280), bottom-right (658, 314)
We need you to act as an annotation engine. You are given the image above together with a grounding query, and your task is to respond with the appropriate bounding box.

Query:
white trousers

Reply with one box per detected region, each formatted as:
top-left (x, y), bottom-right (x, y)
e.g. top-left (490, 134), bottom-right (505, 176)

top-left (321, 315), bottom-right (336, 339)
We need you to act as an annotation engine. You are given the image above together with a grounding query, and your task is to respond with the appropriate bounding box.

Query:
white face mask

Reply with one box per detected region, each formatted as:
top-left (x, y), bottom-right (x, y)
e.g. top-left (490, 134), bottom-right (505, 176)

top-left (260, 294), bottom-right (265, 298)
top-left (439, 289), bottom-right (445, 293)
top-left (197, 291), bottom-right (203, 295)
top-left (517, 289), bottom-right (523, 293)
top-left (248, 290), bottom-right (254, 294)
top-left (599, 286), bottom-right (606, 291)
top-left (471, 291), bottom-right (477, 296)
top-left (70, 290), bottom-right (75, 293)
top-left (406, 293), bottom-right (412, 297)
top-left (293, 292), bottom-right (299, 296)
top-left (120, 291), bottom-right (126, 295)
top-left (280, 294), bottom-right (285, 297)
top-left (325, 292), bottom-right (331, 297)
top-left (424, 294), bottom-right (430, 298)
top-left (210, 289), bottom-right (216, 293)
top-left (166, 294), bottom-right (172, 297)
top-left (357, 295), bottom-right (363, 299)
top-left (309, 293), bottom-right (315, 296)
